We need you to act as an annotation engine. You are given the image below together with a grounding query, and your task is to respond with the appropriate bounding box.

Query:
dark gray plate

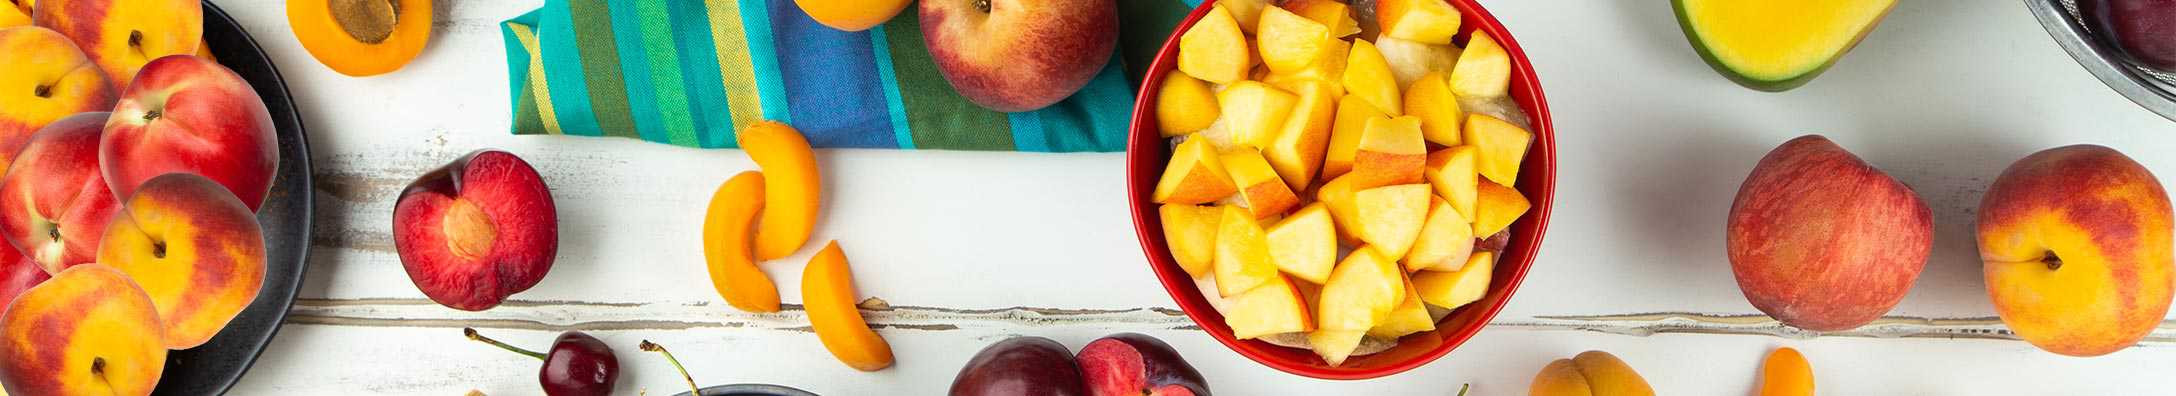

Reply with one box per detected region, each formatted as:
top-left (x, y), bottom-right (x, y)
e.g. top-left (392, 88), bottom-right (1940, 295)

top-left (150, 2), bottom-right (313, 395)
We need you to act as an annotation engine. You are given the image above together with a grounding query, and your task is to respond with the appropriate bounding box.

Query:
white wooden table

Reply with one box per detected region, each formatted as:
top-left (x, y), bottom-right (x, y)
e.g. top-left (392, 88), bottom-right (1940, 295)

top-left (221, 0), bottom-right (2176, 394)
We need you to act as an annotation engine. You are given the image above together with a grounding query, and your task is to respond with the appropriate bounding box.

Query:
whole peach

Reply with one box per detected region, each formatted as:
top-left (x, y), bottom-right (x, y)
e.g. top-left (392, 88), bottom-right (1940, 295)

top-left (101, 55), bottom-right (278, 211)
top-left (0, 264), bottom-right (166, 396)
top-left (0, 26), bottom-right (115, 153)
top-left (918, 0), bottom-right (1116, 112)
top-left (1978, 145), bottom-right (2173, 357)
top-left (31, 0), bottom-right (200, 91)
top-left (1726, 135), bottom-right (1932, 331)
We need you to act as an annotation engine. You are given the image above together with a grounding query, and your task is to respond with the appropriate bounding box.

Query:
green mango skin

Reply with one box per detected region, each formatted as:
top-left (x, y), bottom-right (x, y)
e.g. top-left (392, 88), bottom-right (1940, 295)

top-left (1670, 0), bottom-right (1897, 92)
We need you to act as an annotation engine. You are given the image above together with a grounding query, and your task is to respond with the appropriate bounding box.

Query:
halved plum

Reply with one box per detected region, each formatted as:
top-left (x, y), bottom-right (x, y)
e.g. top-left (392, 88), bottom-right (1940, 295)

top-left (392, 150), bottom-right (557, 311)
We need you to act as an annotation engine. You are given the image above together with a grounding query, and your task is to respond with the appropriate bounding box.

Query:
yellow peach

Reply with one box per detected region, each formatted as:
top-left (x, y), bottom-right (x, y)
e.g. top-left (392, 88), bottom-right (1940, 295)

top-left (1979, 145), bottom-right (2174, 356)
top-left (0, 26), bottom-right (114, 149)
top-left (97, 173), bottom-right (265, 349)
top-left (0, 264), bottom-right (166, 396)
top-left (1156, 71), bottom-right (1220, 136)
top-left (33, 0), bottom-right (201, 91)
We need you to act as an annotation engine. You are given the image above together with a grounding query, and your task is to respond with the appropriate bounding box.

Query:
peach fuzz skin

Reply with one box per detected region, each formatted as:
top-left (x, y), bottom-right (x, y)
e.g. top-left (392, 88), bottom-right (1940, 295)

top-left (98, 173), bottom-right (266, 349)
top-left (0, 26), bottom-right (116, 149)
top-left (918, 0), bottom-right (1116, 112)
top-left (1727, 135), bottom-right (1931, 332)
top-left (31, 0), bottom-right (201, 91)
top-left (0, 264), bottom-right (166, 396)
top-left (1978, 145), bottom-right (2173, 357)
top-left (102, 55), bottom-right (278, 212)
top-left (0, 112), bottom-right (120, 273)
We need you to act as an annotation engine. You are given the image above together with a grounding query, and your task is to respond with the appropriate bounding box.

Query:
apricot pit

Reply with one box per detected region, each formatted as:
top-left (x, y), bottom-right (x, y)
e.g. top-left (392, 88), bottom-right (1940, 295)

top-left (289, 0), bottom-right (432, 76)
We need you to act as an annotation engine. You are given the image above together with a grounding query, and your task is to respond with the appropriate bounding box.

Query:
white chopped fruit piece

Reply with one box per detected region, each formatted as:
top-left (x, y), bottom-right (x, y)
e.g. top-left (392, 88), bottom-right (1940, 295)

top-left (1374, 35), bottom-right (1460, 89)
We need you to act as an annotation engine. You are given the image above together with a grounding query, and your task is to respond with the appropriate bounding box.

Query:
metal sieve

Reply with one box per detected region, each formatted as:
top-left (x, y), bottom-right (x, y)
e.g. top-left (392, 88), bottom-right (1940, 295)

top-left (2027, 0), bottom-right (2176, 121)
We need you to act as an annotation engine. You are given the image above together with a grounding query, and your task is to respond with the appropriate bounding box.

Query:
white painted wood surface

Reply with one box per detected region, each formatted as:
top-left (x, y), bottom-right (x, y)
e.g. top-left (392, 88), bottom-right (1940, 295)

top-left (216, 0), bottom-right (2176, 394)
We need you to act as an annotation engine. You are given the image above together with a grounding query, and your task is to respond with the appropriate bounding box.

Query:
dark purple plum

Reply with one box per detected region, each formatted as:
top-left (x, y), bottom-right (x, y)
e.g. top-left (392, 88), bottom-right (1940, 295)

top-left (2081, 0), bottom-right (2176, 72)
top-left (950, 336), bottom-right (1086, 396)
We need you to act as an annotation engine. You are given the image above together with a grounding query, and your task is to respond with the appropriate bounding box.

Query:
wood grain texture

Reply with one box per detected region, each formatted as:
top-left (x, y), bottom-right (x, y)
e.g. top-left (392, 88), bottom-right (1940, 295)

top-left (211, 0), bottom-right (2176, 393)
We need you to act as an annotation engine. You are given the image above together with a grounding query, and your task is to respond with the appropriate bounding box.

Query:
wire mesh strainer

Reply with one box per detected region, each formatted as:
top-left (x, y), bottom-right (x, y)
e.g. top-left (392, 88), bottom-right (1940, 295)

top-left (2028, 0), bottom-right (2176, 121)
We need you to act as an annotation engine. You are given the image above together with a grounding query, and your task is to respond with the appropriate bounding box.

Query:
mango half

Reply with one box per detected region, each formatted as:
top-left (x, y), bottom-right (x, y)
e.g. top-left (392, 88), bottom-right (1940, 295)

top-left (1672, 0), bottom-right (1896, 91)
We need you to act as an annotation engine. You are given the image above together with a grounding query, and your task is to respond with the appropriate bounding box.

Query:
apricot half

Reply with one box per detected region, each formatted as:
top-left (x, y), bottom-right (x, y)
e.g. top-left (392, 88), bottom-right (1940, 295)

top-left (803, 241), bottom-right (893, 371)
top-left (738, 121), bottom-right (822, 261)
top-left (703, 171), bottom-right (780, 313)
top-left (289, 0), bottom-right (431, 76)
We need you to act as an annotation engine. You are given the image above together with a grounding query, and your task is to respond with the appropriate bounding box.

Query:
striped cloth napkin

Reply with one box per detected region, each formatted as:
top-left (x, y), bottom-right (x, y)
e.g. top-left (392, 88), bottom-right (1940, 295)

top-left (499, 0), bottom-right (1203, 152)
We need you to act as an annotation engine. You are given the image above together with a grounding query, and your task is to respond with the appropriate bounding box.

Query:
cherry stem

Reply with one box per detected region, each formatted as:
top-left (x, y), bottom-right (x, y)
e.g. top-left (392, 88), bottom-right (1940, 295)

top-left (1456, 383), bottom-right (1469, 396)
top-left (464, 327), bottom-right (545, 360)
top-left (641, 340), bottom-right (701, 396)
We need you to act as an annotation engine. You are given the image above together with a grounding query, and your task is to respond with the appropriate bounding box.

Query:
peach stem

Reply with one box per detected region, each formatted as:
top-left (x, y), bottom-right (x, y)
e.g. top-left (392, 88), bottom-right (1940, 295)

top-left (640, 340), bottom-right (702, 396)
top-left (463, 327), bottom-right (544, 360)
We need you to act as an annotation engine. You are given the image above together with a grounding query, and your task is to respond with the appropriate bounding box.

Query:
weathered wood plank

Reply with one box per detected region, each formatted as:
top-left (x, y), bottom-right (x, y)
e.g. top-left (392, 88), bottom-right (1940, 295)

top-left (205, 0), bottom-right (2176, 393)
top-left (285, 297), bottom-right (2176, 347)
top-left (231, 322), bottom-right (2176, 395)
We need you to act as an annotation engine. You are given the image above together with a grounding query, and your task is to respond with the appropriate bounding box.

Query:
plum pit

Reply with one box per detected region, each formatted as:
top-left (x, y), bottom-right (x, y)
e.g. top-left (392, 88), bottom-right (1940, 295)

top-left (329, 0), bottom-right (398, 44)
top-left (441, 198), bottom-right (496, 261)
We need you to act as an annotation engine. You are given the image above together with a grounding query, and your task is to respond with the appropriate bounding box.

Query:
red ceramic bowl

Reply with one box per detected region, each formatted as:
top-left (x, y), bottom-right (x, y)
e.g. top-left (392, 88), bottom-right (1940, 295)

top-left (1125, 0), bottom-right (1556, 380)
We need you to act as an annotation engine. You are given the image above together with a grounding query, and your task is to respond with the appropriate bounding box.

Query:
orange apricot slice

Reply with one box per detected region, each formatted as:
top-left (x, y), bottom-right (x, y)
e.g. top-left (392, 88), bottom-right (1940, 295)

top-left (1757, 347), bottom-right (1813, 396)
top-left (803, 241), bottom-right (893, 371)
top-left (289, 0), bottom-right (432, 76)
top-left (703, 171), bottom-right (779, 313)
top-left (738, 121), bottom-right (822, 260)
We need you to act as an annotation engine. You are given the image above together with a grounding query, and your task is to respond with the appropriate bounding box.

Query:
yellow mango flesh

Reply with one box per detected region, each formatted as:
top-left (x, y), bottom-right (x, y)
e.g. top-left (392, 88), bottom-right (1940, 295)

top-left (1678, 0), bottom-right (1894, 81)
